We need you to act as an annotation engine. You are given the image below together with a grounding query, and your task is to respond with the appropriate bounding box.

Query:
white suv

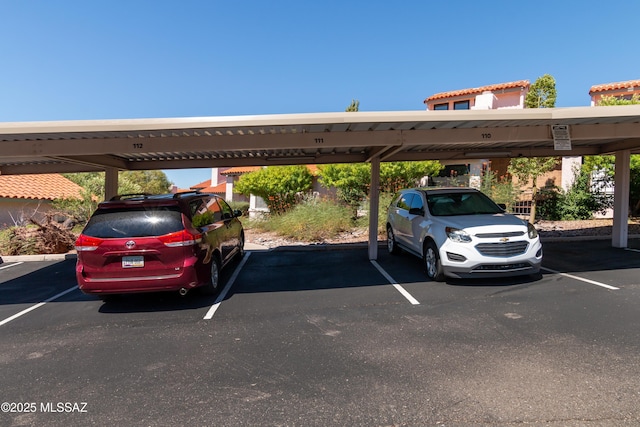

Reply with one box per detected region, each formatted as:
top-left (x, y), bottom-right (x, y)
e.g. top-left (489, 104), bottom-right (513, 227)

top-left (386, 188), bottom-right (542, 281)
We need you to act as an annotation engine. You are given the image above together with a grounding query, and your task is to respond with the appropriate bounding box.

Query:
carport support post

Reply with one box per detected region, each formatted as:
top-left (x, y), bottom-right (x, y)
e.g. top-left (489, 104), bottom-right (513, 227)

top-left (104, 167), bottom-right (119, 201)
top-left (368, 156), bottom-right (381, 260)
top-left (612, 150), bottom-right (630, 248)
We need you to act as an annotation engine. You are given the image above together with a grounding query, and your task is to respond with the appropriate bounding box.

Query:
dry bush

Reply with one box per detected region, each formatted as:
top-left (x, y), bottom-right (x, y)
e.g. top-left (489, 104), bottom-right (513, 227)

top-left (2, 214), bottom-right (77, 255)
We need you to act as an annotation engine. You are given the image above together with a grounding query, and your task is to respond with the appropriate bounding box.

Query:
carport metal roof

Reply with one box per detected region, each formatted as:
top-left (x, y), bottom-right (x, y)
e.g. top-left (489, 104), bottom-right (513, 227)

top-left (1, 105), bottom-right (640, 175)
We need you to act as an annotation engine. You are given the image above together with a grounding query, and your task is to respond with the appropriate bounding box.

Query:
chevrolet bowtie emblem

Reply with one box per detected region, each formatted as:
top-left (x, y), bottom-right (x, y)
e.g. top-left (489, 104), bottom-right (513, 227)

top-left (500, 237), bottom-right (509, 243)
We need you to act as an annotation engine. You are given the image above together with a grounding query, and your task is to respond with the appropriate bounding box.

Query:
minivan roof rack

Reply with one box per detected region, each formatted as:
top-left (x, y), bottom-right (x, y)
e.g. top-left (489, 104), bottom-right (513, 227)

top-left (110, 193), bottom-right (152, 201)
top-left (172, 190), bottom-right (202, 198)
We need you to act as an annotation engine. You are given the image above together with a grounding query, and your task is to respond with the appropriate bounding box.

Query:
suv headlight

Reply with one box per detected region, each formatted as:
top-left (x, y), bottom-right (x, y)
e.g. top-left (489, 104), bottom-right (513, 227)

top-left (527, 222), bottom-right (538, 239)
top-left (446, 227), bottom-right (472, 243)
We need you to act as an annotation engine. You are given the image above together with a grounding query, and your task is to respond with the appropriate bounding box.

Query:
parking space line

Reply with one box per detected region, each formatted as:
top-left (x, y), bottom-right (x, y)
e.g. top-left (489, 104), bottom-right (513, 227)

top-left (203, 252), bottom-right (251, 320)
top-left (0, 262), bottom-right (24, 271)
top-left (0, 285), bottom-right (78, 326)
top-left (541, 267), bottom-right (620, 290)
top-left (370, 260), bottom-right (420, 305)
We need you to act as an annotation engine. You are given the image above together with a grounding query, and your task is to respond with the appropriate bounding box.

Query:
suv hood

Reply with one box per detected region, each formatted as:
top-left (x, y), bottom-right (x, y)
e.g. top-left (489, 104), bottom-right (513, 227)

top-left (436, 213), bottom-right (528, 231)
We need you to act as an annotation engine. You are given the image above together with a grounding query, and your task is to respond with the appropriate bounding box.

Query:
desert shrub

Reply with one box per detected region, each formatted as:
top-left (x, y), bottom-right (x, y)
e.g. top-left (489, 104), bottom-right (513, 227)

top-left (251, 196), bottom-right (353, 241)
top-left (480, 169), bottom-right (521, 212)
top-left (357, 192), bottom-right (395, 235)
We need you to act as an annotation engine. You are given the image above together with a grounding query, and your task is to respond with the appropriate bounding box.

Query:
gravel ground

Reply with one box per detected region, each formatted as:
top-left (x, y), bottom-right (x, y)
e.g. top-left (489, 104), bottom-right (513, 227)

top-left (245, 218), bottom-right (640, 248)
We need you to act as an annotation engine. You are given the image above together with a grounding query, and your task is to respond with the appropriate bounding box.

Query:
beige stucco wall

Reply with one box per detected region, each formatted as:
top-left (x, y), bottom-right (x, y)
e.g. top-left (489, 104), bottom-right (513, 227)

top-left (0, 198), bottom-right (55, 228)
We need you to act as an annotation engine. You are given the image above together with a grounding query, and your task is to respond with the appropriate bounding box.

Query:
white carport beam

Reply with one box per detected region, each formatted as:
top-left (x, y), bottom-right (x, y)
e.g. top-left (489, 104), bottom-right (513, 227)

top-left (369, 156), bottom-right (381, 260)
top-left (104, 168), bottom-right (119, 201)
top-left (612, 150), bottom-right (630, 248)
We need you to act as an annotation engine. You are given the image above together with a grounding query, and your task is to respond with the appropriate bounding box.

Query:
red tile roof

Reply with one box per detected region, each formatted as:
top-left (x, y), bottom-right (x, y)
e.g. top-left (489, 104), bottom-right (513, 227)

top-left (190, 179), bottom-right (211, 189)
top-left (220, 166), bottom-right (262, 175)
top-left (306, 165), bottom-right (319, 175)
top-left (200, 182), bottom-right (226, 194)
top-left (589, 79), bottom-right (640, 94)
top-left (424, 80), bottom-right (530, 103)
top-left (0, 173), bottom-right (83, 200)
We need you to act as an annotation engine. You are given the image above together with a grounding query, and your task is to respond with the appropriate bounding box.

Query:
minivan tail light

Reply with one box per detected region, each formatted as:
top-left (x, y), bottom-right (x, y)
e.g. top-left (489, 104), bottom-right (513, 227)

top-left (159, 229), bottom-right (202, 247)
top-left (75, 235), bottom-right (102, 252)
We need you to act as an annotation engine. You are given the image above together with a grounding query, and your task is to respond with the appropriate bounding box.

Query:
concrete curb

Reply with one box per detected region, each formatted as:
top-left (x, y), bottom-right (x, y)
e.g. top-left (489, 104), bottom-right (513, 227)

top-left (1, 253), bottom-right (78, 263)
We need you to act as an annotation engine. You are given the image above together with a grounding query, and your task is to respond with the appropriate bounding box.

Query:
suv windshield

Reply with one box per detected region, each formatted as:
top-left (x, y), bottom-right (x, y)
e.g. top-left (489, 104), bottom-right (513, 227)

top-left (426, 191), bottom-right (503, 216)
top-left (82, 207), bottom-right (184, 238)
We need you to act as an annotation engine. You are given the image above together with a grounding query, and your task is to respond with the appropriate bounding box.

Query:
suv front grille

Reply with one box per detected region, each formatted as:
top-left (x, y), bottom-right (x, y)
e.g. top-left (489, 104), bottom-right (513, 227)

top-left (475, 231), bottom-right (524, 238)
top-left (472, 263), bottom-right (531, 271)
top-left (475, 241), bottom-right (529, 257)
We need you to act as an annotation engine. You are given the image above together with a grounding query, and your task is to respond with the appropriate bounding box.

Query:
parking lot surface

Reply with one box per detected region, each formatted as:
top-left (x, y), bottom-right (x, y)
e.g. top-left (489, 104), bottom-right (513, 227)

top-left (2, 240), bottom-right (640, 426)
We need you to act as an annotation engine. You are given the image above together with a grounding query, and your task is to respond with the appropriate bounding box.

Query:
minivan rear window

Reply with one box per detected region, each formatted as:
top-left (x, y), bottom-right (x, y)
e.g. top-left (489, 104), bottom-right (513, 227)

top-left (82, 207), bottom-right (184, 238)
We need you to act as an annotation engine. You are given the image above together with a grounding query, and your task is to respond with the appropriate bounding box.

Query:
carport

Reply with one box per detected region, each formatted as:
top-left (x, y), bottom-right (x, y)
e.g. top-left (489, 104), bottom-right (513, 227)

top-left (1, 106), bottom-right (640, 259)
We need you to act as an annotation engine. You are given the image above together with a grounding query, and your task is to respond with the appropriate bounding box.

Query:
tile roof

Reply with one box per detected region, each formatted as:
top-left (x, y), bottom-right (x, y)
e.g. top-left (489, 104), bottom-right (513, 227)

top-left (589, 79), bottom-right (640, 94)
top-left (190, 179), bottom-right (211, 189)
top-left (199, 182), bottom-right (226, 194)
top-left (424, 80), bottom-right (530, 103)
top-left (0, 173), bottom-right (83, 200)
top-left (220, 166), bottom-right (262, 175)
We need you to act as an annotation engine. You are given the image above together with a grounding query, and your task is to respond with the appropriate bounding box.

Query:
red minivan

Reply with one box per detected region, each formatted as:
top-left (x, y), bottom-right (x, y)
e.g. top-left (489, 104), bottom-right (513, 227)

top-left (75, 192), bottom-right (244, 299)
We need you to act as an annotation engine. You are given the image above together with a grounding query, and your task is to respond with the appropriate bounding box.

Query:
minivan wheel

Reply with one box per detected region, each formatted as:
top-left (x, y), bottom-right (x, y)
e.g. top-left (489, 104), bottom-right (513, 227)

top-left (387, 226), bottom-right (401, 255)
top-left (424, 241), bottom-right (444, 282)
top-left (237, 233), bottom-right (245, 259)
top-left (201, 257), bottom-right (221, 295)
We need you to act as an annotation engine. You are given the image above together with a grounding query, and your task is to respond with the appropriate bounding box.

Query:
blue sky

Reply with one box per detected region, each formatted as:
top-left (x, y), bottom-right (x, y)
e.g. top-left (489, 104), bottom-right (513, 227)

top-left (2, 1), bottom-right (639, 188)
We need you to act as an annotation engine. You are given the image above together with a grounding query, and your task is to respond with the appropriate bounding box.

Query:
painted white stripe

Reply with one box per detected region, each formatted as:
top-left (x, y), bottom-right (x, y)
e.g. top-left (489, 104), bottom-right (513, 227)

top-left (370, 260), bottom-right (420, 305)
top-left (541, 267), bottom-right (620, 290)
top-left (0, 262), bottom-right (24, 271)
top-left (624, 247), bottom-right (640, 253)
top-left (203, 252), bottom-right (251, 320)
top-left (0, 285), bottom-right (78, 326)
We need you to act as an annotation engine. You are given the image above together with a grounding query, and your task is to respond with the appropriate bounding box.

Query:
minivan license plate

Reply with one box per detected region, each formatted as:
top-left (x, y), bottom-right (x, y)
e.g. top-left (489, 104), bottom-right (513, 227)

top-left (122, 256), bottom-right (144, 268)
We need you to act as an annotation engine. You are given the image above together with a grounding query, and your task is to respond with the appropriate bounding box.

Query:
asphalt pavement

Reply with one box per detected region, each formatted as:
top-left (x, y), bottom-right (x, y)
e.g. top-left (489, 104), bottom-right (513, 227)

top-left (2, 239), bottom-right (640, 426)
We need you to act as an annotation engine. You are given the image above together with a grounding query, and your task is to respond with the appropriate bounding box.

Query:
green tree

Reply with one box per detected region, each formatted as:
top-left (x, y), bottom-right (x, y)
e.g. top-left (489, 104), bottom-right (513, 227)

top-left (379, 161), bottom-right (443, 193)
top-left (345, 99), bottom-right (360, 112)
top-left (121, 170), bottom-right (173, 195)
top-left (56, 170), bottom-right (173, 223)
top-left (586, 93), bottom-right (640, 214)
top-left (559, 164), bottom-right (612, 220)
top-left (598, 94), bottom-right (640, 106)
top-left (525, 74), bottom-right (557, 108)
top-left (509, 74), bottom-right (559, 223)
top-left (234, 166), bottom-right (313, 215)
top-left (508, 157), bottom-right (559, 223)
top-left (318, 163), bottom-right (371, 218)
top-left (319, 161), bottom-right (442, 219)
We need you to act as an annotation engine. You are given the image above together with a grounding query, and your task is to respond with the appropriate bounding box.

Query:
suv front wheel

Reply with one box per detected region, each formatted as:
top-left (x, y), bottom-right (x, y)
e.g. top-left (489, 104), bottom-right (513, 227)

top-left (387, 226), bottom-right (401, 255)
top-left (424, 240), bottom-right (444, 282)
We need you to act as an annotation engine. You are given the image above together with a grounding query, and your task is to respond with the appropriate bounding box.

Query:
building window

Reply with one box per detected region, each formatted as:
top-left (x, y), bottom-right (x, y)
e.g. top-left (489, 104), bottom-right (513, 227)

top-left (453, 100), bottom-right (470, 110)
top-left (433, 103), bottom-right (449, 110)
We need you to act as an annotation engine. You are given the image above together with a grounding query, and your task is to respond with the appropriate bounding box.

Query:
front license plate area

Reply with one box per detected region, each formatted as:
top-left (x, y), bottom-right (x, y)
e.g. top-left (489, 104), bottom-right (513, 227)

top-left (122, 256), bottom-right (144, 268)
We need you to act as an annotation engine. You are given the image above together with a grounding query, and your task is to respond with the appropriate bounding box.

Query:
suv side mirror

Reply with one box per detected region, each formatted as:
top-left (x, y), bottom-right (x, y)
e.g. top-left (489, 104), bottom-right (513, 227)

top-left (233, 210), bottom-right (243, 218)
top-left (409, 207), bottom-right (424, 216)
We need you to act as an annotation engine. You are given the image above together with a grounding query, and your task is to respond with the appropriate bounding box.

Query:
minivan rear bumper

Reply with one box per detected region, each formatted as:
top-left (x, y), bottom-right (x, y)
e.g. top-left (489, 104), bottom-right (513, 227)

top-left (75, 258), bottom-right (201, 295)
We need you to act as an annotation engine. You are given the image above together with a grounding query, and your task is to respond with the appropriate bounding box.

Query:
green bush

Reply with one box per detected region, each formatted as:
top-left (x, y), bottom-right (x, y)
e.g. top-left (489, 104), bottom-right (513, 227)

top-left (229, 201), bottom-right (250, 215)
top-left (536, 187), bottom-right (562, 220)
